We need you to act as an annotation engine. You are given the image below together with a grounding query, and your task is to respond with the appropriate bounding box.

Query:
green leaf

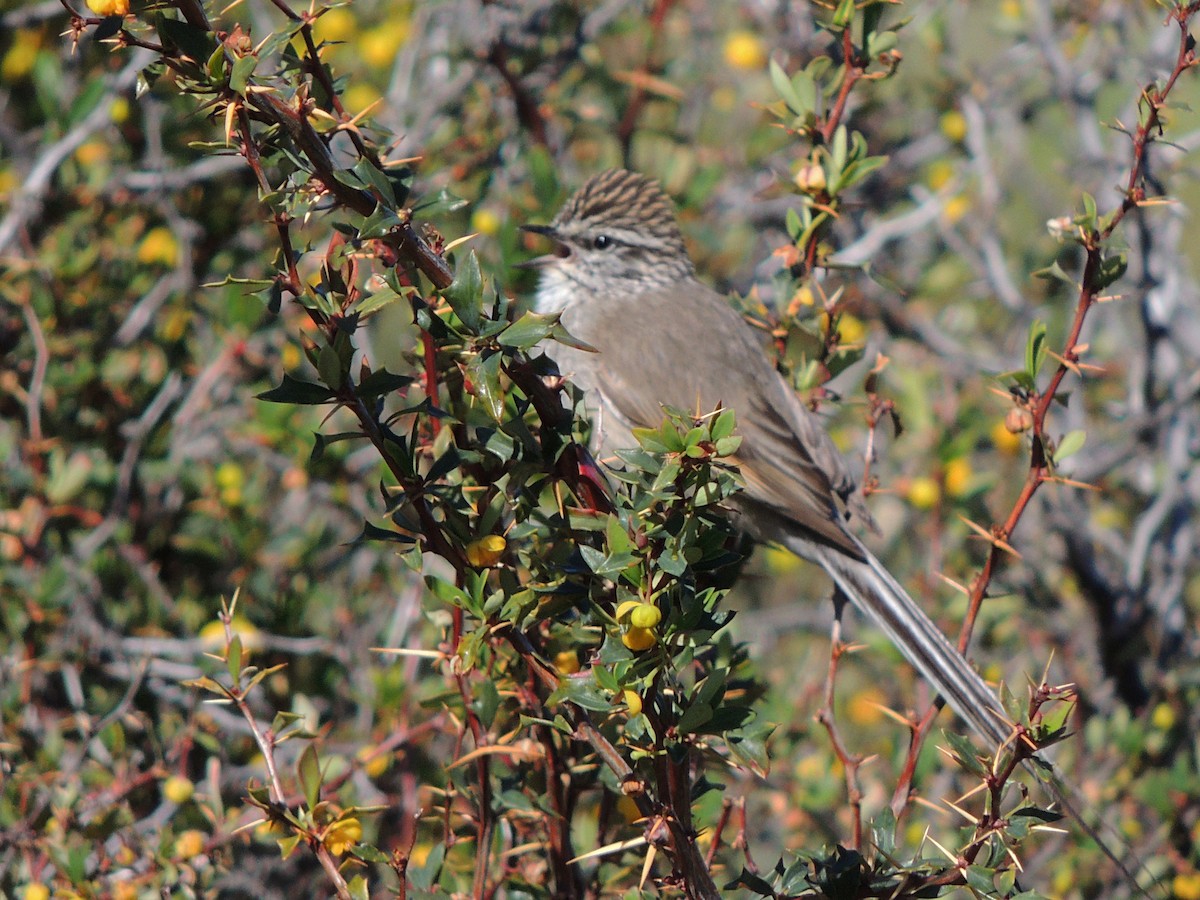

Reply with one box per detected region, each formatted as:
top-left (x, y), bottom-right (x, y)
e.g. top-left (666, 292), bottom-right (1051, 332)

top-left (155, 14), bottom-right (219, 62)
top-left (1031, 262), bottom-right (1076, 285)
top-left (277, 833), bottom-right (303, 860)
top-left (465, 351), bottom-right (504, 421)
top-left (298, 744), bottom-right (321, 810)
top-left (226, 635), bottom-right (242, 681)
top-left (770, 58), bottom-right (808, 117)
top-left (354, 285), bottom-right (405, 317)
top-left (1025, 319), bottom-right (1047, 381)
top-left (1090, 252), bottom-right (1127, 291)
top-left (1054, 429), bottom-right (1086, 462)
top-left (964, 865), bottom-right (996, 893)
top-left (257, 374), bottom-right (337, 405)
top-left (356, 368), bottom-right (413, 400)
top-left (352, 521), bottom-right (416, 545)
top-left (317, 344), bottom-right (344, 391)
top-left (346, 875), bottom-right (370, 900)
top-left (677, 700), bottom-right (714, 733)
top-left (441, 250), bottom-right (483, 332)
top-left (831, 0), bottom-right (855, 30)
top-left (941, 729), bottom-right (987, 777)
top-left (228, 54), bottom-right (257, 94)
top-left (498, 311), bottom-right (560, 350)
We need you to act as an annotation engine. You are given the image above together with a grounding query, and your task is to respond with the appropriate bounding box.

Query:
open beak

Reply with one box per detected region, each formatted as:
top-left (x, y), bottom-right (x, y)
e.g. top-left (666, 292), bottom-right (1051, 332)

top-left (515, 223), bottom-right (568, 270)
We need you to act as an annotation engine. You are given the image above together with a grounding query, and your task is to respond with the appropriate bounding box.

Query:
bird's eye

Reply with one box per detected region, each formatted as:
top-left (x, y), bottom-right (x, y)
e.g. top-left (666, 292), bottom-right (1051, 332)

top-left (592, 234), bottom-right (613, 250)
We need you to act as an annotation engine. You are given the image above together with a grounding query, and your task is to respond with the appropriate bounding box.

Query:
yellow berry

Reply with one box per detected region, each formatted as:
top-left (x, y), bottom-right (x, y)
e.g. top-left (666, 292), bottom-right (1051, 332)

top-left (553, 650), bottom-right (581, 675)
top-left (907, 477), bottom-right (940, 510)
top-left (312, 7), bottom-right (356, 44)
top-left (939, 110), bottom-right (968, 143)
top-left (1, 32), bottom-right (42, 82)
top-left (1150, 702), bottom-right (1176, 731)
top-left (198, 615), bottom-right (262, 651)
top-left (470, 208), bottom-right (502, 237)
top-left (925, 159), bottom-right (955, 192)
top-left (1177, 875), bottom-right (1200, 900)
top-left (465, 535), bottom-right (506, 567)
top-left (136, 226), bottom-right (179, 267)
top-left (941, 194), bottom-right (971, 225)
top-left (110, 96), bottom-right (131, 125)
top-left (360, 22), bottom-right (410, 67)
top-left (622, 689), bottom-right (643, 716)
top-left (163, 775), bottom-right (195, 804)
top-left (723, 31), bottom-right (767, 71)
top-left (174, 829), bottom-right (207, 859)
top-left (85, 0), bottom-right (129, 15)
top-left (991, 419), bottom-right (1023, 455)
top-left (323, 817), bottom-right (362, 856)
top-left (342, 83), bottom-right (381, 116)
top-left (614, 599), bottom-right (642, 622)
top-left (845, 687), bottom-right (886, 726)
top-left (943, 457), bottom-right (972, 498)
top-left (621, 627), bottom-right (656, 652)
top-left (21, 886), bottom-right (51, 900)
top-left (628, 603), bottom-right (662, 629)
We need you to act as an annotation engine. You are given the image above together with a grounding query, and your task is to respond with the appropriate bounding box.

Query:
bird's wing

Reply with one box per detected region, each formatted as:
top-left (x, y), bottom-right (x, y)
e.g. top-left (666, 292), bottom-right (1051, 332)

top-left (563, 285), bottom-right (863, 554)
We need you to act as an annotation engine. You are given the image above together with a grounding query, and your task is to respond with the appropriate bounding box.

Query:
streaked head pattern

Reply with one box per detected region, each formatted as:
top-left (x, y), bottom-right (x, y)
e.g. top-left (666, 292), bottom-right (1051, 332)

top-left (526, 169), bottom-right (696, 308)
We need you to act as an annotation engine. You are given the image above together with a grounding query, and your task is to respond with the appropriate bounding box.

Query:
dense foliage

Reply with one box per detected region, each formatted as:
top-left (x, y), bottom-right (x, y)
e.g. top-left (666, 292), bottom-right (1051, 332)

top-left (2, 1), bottom-right (1199, 897)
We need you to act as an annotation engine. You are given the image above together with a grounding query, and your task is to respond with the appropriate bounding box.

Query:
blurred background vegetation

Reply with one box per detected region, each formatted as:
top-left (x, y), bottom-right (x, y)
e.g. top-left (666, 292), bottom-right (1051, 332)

top-left (2, 0), bottom-right (1199, 897)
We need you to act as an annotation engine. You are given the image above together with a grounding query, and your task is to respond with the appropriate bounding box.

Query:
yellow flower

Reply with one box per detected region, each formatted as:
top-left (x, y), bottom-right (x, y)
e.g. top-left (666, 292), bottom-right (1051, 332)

top-left (845, 687), bottom-right (887, 725)
top-left (925, 159), bottom-right (955, 192)
top-left (990, 419), bottom-right (1023, 455)
top-left (86, 0), bottom-right (130, 15)
top-left (110, 96), bottom-right (131, 124)
top-left (465, 535), bottom-right (506, 567)
top-left (21, 886), bottom-right (51, 900)
top-left (323, 817), bottom-right (362, 856)
top-left (943, 457), bottom-right (972, 498)
top-left (939, 110), bottom-right (967, 143)
top-left (553, 650), bottom-right (581, 675)
top-left (2, 32), bottom-right (42, 82)
top-left (628, 603), bottom-right (661, 629)
top-left (907, 477), bottom-right (940, 510)
top-left (357, 747), bottom-right (391, 778)
top-left (198, 615), bottom-right (263, 651)
top-left (724, 31), bottom-right (766, 70)
top-left (163, 775), bottom-right (195, 804)
top-left (174, 829), bottom-right (207, 859)
top-left (111, 881), bottom-right (138, 900)
top-left (137, 226), bottom-right (179, 267)
top-left (621, 626), bottom-right (656, 652)
top-left (822, 312), bottom-right (866, 345)
top-left (1150, 702), bottom-right (1176, 731)
top-left (622, 689), bottom-right (643, 716)
top-left (941, 194), bottom-right (971, 225)
top-left (312, 7), bottom-right (356, 44)
top-left (1177, 875), bottom-right (1200, 900)
top-left (342, 83), bottom-right (381, 117)
top-left (470, 208), bottom-right (502, 237)
top-left (360, 22), bottom-right (410, 67)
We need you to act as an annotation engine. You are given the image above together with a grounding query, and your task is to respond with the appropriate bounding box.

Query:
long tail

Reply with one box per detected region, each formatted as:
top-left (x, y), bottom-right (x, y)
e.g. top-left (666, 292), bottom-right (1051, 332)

top-left (804, 537), bottom-right (1155, 896)
top-left (805, 538), bottom-right (1012, 748)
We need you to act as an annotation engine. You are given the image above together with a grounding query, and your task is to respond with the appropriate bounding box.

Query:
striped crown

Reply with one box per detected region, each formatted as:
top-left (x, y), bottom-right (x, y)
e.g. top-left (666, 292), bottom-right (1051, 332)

top-left (552, 169), bottom-right (691, 266)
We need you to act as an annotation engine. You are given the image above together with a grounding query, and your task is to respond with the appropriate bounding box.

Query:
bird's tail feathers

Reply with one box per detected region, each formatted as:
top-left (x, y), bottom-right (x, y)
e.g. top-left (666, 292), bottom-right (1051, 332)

top-left (804, 538), bottom-right (1012, 748)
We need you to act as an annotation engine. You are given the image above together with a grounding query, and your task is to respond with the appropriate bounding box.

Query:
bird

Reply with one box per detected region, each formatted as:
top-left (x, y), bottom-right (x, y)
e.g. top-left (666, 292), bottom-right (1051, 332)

top-left (518, 168), bottom-right (1151, 896)
top-left (519, 167), bottom-right (1013, 749)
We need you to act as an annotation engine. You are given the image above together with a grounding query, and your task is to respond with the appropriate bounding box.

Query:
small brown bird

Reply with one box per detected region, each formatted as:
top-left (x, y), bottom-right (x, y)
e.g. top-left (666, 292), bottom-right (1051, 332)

top-left (521, 168), bottom-right (1011, 747)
